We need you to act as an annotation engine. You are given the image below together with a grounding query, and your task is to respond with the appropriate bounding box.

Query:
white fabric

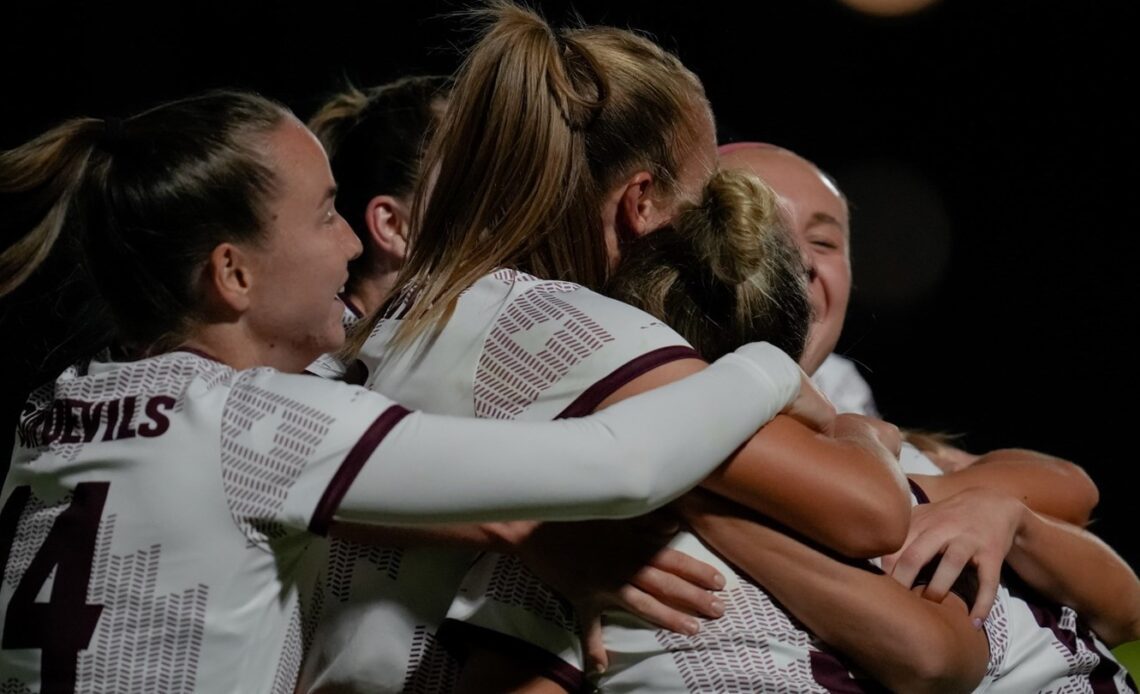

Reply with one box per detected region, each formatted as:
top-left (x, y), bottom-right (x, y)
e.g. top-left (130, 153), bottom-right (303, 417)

top-left (299, 270), bottom-right (801, 693)
top-left (0, 351), bottom-right (402, 694)
top-left (445, 459), bottom-right (1134, 693)
top-left (0, 337), bottom-right (799, 694)
top-left (812, 353), bottom-right (878, 416)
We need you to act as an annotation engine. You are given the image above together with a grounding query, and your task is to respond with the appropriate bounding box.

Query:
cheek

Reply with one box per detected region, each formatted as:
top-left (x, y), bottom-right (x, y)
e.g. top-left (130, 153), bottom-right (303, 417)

top-left (816, 262), bottom-right (852, 306)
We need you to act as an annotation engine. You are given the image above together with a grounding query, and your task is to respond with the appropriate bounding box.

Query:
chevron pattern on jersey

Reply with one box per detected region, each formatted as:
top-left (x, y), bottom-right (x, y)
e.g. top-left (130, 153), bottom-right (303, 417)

top-left (15, 354), bottom-right (216, 461)
top-left (77, 510), bottom-right (208, 693)
top-left (326, 538), bottom-right (403, 602)
top-left (655, 574), bottom-right (830, 692)
top-left (402, 625), bottom-right (459, 694)
top-left (483, 554), bottom-right (579, 635)
top-left (220, 380), bottom-right (336, 545)
top-left (983, 591), bottom-right (1010, 679)
top-left (270, 600), bottom-right (304, 694)
top-left (0, 679), bottom-right (33, 694)
top-left (475, 277), bottom-right (613, 420)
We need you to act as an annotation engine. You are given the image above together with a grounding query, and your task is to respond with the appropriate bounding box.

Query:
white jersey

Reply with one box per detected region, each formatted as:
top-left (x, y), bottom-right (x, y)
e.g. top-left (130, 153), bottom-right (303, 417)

top-left (299, 269), bottom-right (700, 693)
top-left (812, 353), bottom-right (878, 417)
top-left (0, 351), bottom-right (412, 693)
top-left (444, 474), bottom-right (1136, 693)
top-left (0, 338), bottom-right (804, 694)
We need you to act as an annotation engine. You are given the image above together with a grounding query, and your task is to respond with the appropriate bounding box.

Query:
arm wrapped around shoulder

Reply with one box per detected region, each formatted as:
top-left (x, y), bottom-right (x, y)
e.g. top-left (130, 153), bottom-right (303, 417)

top-left (334, 341), bottom-right (803, 525)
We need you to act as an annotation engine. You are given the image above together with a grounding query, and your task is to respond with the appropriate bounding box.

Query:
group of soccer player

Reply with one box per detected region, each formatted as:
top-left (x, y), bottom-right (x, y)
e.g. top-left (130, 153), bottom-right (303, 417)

top-left (1, 2), bottom-right (1137, 692)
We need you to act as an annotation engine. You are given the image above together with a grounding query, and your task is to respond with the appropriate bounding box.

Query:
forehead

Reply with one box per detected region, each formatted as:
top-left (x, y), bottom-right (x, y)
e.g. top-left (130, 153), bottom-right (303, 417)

top-left (264, 117), bottom-right (336, 197)
top-left (720, 147), bottom-right (848, 226)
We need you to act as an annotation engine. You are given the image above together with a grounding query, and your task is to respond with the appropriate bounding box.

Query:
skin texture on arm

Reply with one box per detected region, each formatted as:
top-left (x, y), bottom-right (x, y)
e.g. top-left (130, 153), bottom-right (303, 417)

top-left (597, 359), bottom-right (912, 559)
top-left (1007, 509), bottom-right (1140, 647)
top-left (886, 450), bottom-right (1103, 623)
top-left (679, 491), bottom-right (989, 694)
top-left (889, 477), bottom-right (1140, 647)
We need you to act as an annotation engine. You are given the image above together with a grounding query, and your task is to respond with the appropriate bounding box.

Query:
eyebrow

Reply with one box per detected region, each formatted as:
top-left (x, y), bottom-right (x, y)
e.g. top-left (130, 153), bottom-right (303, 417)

top-left (323, 185), bottom-right (338, 204)
top-left (806, 211), bottom-right (846, 230)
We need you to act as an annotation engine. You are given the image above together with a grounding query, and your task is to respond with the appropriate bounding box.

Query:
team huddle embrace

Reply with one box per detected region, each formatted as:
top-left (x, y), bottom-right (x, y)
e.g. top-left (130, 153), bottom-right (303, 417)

top-left (1, 1), bottom-right (1136, 693)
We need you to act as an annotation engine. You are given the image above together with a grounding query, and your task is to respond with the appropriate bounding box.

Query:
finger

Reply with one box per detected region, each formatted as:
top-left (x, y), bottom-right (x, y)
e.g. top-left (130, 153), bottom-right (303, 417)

top-left (921, 548), bottom-right (971, 603)
top-left (889, 534), bottom-right (947, 589)
top-left (632, 564), bottom-right (725, 618)
top-left (614, 583), bottom-right (701, 636)
top-left (968, 559), bottom-right (1000, 627)
top-left (579, 611), bottom-right (609, 675)
top-left (647, 547), bottom-right (726, 591)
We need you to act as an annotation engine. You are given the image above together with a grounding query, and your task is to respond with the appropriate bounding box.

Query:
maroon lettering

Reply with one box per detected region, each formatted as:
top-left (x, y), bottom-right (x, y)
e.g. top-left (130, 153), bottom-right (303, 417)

top-left (101, 399), bottom-right (120, 442)
top-left (80, 401), bottom-right (105, 443)
top-left (115, 396), bottom-right (138, 440)
top-left (44, 400), bottom-right (67, 444)
top-left (1, 482), bottom-right (108, 692)
top-left (58, 401), bottom-right (82, 444)
top-left (139, 396), bottom-right (174, 438)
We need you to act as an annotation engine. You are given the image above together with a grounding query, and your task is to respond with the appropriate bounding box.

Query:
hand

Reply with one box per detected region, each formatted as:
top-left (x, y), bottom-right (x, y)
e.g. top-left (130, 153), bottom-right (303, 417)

top-left (513, 511), bottom-right (726, 674)
top-left (782, 370), bottom-right (836, 434)
top-left (881, 487), bottom-right (1024, 625)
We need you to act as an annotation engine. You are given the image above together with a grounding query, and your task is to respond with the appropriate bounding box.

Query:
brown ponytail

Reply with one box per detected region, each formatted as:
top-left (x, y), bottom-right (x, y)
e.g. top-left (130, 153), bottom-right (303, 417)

top-left (345, 0), bottom-right (713, 355)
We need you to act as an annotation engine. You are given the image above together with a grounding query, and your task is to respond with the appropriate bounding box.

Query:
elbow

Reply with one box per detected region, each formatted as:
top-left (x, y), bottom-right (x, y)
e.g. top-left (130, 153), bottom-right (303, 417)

top-left (606, 450), bottom-right (672, 518)
top-left (832, 491), bottom-right (912, 558)
top-left (884, 635), bottom-right (986, 694)
top-left (1067, 465), bottom-right (1100, 526)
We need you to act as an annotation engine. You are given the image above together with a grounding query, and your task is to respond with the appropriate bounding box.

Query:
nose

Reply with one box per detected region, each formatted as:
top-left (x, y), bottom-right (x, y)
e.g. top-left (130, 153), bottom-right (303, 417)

top-left (341, 216), bottom-right (363, 261)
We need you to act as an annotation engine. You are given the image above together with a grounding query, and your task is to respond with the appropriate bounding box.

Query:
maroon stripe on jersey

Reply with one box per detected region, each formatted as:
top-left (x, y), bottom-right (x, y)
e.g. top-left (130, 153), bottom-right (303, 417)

top-left (341, 294), bottom-right (364, 319)
top-left (809, 649), bottom-right (890, 692)
top-left (435, 619), bottom-right (584, 692)
top-left (555, 345), bottom-right (701, 419)
top-left (174, 346), bottom-right (224, 363)
top-left (907, 478), bottom-right (930, 504)
top-left (309, 405), bottom-right (412, 536)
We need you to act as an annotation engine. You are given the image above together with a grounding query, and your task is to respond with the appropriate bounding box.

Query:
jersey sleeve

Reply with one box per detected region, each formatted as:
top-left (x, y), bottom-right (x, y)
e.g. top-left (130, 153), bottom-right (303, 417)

top-left (335, 341), bottom-right (802, 525)
top-left (219, 368), bottom-right (409, 540)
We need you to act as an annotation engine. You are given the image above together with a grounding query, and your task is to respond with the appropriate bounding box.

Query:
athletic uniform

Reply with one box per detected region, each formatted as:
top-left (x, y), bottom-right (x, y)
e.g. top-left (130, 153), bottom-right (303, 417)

top-left (0, 340), bottom-right (801, 694)
top-left (812, 353), bottom-right (878, 417)
top-left (299, 269), bottom-right (753, 693)
top-left (442, 464), bottom-right (1136, 692)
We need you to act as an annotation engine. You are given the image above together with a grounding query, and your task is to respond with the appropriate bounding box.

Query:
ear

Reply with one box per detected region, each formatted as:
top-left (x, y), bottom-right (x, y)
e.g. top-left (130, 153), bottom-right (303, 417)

top-left (364, 195), bottom-right (409, 265)
top-left (616, 171), bottom-right (661, 241)
top-left (204, 242), bottom-right (253, 314)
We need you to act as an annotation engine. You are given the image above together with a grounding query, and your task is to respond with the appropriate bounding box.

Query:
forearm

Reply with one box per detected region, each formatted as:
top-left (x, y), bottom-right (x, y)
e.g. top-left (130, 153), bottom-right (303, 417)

top-left (951, 449), bottom-right (1098, 525)
top-left (688, 508), bottom-right (988, 694)
top-left (701, 415), bottom-right (911, 558)
top-left (1007, 510), bottom-right (1140, 646)
top-left (337, 344), bottom-right (801, 525)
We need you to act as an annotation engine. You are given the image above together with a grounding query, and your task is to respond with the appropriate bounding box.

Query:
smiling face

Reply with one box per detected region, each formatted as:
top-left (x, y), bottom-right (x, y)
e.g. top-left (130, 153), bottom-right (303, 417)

top-left (243, 117), bottom-right (363, 371)
top-left (720, 145), bottom-right (851, 376)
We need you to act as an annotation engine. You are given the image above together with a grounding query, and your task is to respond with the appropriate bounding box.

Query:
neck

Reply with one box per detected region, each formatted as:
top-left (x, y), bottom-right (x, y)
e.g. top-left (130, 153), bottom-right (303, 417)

top-left (181, 323), bottom-right (312, 374)
top-left (345, 269), bottom-right (399, 319)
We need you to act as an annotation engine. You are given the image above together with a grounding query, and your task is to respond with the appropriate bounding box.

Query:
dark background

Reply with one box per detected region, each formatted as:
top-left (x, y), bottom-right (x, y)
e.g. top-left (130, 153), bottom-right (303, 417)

top-left (2, 1), bottom-right (1136, 571)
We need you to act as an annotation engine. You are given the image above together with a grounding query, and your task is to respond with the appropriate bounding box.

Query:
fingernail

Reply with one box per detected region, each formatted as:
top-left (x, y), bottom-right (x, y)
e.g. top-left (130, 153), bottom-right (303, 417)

top-left (592, 662), bottom-right (607, 675)
top-left (972, 617), bottom-right (984, 630)
top-left (685, 618), bottom-right (700, 635)
top-left (712, 572), bottom-right (726, 589)
top-left (708, 598), bottom-right (725, 617)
